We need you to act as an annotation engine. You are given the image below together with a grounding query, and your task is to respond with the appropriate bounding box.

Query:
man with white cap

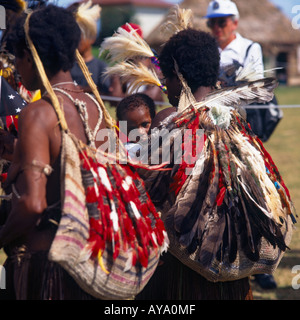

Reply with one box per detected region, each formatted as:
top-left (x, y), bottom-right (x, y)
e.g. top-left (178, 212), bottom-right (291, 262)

top-left (205, 0), bottom-right (264, 84)
top-left (205, 0), bottom-right (278, 290)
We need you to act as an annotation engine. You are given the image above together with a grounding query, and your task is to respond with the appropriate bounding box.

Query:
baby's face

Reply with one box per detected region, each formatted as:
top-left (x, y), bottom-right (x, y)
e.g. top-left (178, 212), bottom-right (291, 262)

top-left (122, 105), bottom-right (152, 143)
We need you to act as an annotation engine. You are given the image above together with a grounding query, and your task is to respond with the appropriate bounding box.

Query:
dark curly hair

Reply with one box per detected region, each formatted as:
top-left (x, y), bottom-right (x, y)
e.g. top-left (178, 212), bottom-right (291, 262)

top-left (7, 5), bottom-right (81, 74)
top-left (116, 93), bottom-right (156, 121)
top-left (159, 29), bottom-right (220, 92)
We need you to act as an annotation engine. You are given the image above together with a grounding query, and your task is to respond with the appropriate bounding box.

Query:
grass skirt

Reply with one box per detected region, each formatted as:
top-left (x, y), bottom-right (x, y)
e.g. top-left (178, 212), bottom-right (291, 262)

top-left (136, 252), bottom-right (253, 300)
top-left (0, 247), bottom-right (98, 300)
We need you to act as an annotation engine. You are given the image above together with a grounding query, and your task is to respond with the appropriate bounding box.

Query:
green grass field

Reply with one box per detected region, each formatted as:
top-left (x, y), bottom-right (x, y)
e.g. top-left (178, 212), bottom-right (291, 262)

top-left (251, 86), bottom-right (300, 299)
top-left (1, 85), bottom-right (299, 299)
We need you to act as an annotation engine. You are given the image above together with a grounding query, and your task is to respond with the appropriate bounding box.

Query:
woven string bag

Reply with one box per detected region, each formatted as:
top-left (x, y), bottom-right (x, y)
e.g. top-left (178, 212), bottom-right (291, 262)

top-left (48, 127), bottom-right (168, 298)
top-left (48, 105), bottom-right (168, 299)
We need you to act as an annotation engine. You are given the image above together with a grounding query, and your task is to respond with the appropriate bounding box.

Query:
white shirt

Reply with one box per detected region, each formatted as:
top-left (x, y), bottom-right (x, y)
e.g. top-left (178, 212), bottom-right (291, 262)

top-left (219, 33), bottom-right (264, 79)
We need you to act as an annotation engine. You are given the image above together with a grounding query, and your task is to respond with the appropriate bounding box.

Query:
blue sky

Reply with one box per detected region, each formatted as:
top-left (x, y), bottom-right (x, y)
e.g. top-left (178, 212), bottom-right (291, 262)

top-left (53, 0), bottom-right (298, 20)
top-left (268, 0), bottom-right (300, 19)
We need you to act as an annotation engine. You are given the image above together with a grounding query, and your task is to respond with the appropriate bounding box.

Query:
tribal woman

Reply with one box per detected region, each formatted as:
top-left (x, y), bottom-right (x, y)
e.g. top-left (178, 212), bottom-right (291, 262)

top-left (0, 5), bottom-right (109, 299)
top-left (136, 29), bottom-right (294, 300)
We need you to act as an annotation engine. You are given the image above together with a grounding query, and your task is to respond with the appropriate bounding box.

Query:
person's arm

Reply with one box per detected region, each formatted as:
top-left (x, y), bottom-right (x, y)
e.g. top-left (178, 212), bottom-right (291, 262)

top-left (0, 103), bottom-right (51, 248)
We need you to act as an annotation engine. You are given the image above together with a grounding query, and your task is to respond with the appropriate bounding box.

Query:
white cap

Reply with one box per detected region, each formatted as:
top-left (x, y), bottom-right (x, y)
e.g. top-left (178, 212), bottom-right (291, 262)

top-left (204, 0), bottom-right (239, 19)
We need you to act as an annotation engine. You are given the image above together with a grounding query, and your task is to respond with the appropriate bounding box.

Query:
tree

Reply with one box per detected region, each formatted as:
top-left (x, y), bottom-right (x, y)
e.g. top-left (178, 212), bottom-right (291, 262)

top-left (96, 6), bottom-right (139, 45)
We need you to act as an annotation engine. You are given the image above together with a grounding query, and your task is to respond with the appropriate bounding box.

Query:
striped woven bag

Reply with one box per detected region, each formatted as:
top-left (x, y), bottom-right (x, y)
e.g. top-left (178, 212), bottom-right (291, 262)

top-left (48, 130), bottom-right (168, 300)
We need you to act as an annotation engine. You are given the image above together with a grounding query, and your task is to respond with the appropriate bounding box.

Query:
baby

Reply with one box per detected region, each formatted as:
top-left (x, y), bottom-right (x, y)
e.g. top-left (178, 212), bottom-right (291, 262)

top-left (116, 93), bottom-right (156, 159)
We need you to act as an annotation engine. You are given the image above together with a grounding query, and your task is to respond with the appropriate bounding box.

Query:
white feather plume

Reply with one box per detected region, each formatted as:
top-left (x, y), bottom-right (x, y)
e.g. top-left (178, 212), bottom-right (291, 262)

top-left (160, 5), bottom-right (193, 40)
top-left (76, 0), bottom-right (101, 39)
top-left (235, 61), bottom-right (262, 82)
top-left (100, 23), bottom-right (154, 63)
top-left (104, 61), bottom-right (164, 94)
top-left (194, 77), bottom-right (277, 111)
top-left (208, 105), bottom-right (233, 129)
top-left (231, 132), bottom-right (285, 223)
top-left (235, 60), bottom-right (283, 83)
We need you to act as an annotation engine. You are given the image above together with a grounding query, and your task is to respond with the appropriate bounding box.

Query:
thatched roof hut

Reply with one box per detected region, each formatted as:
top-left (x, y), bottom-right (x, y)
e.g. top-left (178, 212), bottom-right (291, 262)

top-left (146, 0), bottom-right (300, 85)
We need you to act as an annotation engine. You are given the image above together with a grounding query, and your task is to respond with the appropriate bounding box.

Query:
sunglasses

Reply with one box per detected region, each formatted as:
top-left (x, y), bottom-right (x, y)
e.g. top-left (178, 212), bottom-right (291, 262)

top-left (207, 18), bottom-right (228, 29)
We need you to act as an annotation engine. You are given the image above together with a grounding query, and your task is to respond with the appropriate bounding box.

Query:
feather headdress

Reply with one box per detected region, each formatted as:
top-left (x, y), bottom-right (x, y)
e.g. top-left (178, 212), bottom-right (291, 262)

top-left (160, 5), bottom-right (193, 41)
top-left (75, 0), bottom-right (101, 40)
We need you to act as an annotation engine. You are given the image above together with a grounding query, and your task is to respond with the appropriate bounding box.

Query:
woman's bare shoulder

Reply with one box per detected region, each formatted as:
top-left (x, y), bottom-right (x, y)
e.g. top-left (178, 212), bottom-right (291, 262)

top-left (18, 97), bottom-right (58, 130)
